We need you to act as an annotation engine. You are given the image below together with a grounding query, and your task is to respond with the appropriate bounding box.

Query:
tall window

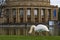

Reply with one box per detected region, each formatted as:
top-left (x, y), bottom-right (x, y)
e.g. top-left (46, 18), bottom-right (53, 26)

top-left (41, 9), bottom-right (45, 22)
top-left (12, 8), bottom-right (16, 17)
top-left (41, 9), bottom-right (45, 18)
top-left (19, 8), bottom-right (24, 16)
top-left (27, 8), bottom-right (31, 22)
top-left (6, 9), bottom-right (10, 17)
top-left (53, 9), bottom-right (56, 18)
top-left (27, 8), bottom-right (31, 16)
top-left (34, 8), bottom-right (38, 16)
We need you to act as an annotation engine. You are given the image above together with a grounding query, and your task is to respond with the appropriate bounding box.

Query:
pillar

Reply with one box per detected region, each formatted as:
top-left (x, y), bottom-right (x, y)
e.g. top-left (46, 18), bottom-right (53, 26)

top-left (51, 8), bottom-right (54, 20)
top-left (16, 8), bottom-right (18, 23)
top-left (56, 8), bottom-right (58, 20)
top-left (23, 8), bottom-right (27, 23)
top-left (45, 9), bottom-right (48, 22)
top-left (31, 8), bottom-right (35, 23)
top-left (17, 8), bottom-right (20, 23)
top-left (38, 8), bottom-right (42, 23)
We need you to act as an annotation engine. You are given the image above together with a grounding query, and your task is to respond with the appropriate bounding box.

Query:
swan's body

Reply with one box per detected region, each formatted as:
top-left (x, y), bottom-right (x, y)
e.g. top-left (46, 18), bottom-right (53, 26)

top-left (28, 24), bottom-right (49, 34)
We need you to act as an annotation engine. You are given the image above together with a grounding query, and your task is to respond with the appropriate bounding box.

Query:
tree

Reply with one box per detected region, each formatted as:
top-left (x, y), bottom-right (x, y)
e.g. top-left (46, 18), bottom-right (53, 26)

top-left (58, 8), bottom-right (60, 21)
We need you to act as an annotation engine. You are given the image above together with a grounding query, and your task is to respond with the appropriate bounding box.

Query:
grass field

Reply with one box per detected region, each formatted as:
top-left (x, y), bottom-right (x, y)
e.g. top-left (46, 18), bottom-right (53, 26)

top-left (0, 35), bottom-right (60, 40)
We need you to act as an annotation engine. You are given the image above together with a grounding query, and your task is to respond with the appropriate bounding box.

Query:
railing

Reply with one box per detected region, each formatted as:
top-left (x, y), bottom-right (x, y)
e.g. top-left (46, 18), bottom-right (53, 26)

top-left (0, 23), bottom-right (32, 27)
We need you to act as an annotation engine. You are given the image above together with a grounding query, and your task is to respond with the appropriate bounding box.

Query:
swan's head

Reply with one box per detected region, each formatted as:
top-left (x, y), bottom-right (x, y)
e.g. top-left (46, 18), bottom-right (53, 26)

top-left (28, 25), bottom-right (36, 34)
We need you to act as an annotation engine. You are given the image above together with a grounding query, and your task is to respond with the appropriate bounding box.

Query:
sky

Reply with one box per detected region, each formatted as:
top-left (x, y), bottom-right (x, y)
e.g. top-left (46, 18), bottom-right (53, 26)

top-left (50, 0), bottom-right (60, 7)
top-left (0, 0), bottom-right (60, 7)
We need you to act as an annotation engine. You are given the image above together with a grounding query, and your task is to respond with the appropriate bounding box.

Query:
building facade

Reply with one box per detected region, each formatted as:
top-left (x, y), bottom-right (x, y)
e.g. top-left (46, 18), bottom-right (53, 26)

top-left (0, 0), bottom-right (58, 35)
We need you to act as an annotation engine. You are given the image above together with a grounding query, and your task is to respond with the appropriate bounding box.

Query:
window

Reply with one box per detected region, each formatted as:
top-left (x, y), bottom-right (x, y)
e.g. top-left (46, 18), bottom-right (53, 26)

top-left (27, 8), bottom-right (31, 16)
top-left (34, 8), bottom-right (38, 16)
top-left (53, 9), bottom-right (56, 18)
top-left (19, 8), bottom-right (24, 16)
top-left (41, 9), bottom-right (45, 22)
top-left (12, 8), bottom-right (16, 16)
top-left (6, 9), bottom-right (10, 17)
top-left (41, 9), bottom-right (45, 17)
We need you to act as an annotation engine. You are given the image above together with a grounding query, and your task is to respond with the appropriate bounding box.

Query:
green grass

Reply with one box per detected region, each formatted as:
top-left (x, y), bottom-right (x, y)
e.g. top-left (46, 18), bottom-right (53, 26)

top-left (0, 35), bottom-right (60, 40)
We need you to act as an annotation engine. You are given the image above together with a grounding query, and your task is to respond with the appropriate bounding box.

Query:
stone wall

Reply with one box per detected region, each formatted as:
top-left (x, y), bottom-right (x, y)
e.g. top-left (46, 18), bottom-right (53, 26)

top-left (6, 0), bottom-right (50, 6)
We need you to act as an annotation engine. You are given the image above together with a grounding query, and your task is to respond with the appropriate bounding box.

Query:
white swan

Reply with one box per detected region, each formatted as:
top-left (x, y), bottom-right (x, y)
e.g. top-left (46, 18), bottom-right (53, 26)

top-left (28, 24), bottom-right (49, 34)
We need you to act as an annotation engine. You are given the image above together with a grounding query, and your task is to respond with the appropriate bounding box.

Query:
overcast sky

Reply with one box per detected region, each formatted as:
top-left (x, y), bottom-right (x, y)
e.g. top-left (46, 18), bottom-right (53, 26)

top-left (0, 0), bottom-right (60, 7)
top-left (50, 0), bottom-right (60, 7)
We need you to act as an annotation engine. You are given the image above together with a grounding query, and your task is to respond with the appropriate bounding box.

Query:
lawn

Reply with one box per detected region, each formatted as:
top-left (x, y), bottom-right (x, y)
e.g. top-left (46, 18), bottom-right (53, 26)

top-left (0, 35), bottom-right (60, 40)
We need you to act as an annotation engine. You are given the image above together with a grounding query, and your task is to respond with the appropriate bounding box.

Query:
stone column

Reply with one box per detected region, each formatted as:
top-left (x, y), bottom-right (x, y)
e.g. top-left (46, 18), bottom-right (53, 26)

top-left (17, 8), bottom-right (20, 23)
top-left (45, 9), bottom-right (48, 22)
top-left (25, 8), bottom-right (27, 23)
top-left (56, 8), bottom-right (58, 20)
top-left (51, 8), bottom-right (54, 20)
top-left (16, 8), bottom-right (18, 23)
top-left (38, 8), bottom-right (42, 23)
top-left (23, 8), bottom-right (27, 23)
top-left (31, 8), bottom-right (35, 23)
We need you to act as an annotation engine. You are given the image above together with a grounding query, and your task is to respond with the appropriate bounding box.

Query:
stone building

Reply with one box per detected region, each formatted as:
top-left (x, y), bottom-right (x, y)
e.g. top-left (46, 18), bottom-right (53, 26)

top-left (0, 0), bottom-right (58, 35)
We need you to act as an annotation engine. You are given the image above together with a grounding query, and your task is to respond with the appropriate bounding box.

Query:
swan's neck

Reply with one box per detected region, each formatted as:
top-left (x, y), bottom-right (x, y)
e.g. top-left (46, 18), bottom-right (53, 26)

top-left (28, 26), bottom-right (35, 34)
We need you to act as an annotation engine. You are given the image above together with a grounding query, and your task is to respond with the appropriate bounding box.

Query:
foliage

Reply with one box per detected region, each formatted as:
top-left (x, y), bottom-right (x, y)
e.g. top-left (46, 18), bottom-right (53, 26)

top-left (58, 8), bottom-right (60, 21)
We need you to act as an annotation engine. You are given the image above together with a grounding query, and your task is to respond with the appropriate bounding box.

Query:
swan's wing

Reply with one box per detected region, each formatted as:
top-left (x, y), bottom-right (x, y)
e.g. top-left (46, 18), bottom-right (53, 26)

top-left (36, 24), bottom-right (49, 31)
